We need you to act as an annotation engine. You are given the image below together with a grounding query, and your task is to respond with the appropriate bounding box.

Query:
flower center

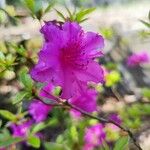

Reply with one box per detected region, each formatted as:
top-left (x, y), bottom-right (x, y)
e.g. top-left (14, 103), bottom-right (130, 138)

top-left (60, 44), bottom-right (89, 70)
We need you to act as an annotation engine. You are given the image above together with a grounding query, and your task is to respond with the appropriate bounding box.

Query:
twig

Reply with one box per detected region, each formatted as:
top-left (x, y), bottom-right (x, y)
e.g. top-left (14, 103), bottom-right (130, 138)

top-left (34, 92), bottom-right (142, 150)
top-left (66, 101), bottom-right (142, 150)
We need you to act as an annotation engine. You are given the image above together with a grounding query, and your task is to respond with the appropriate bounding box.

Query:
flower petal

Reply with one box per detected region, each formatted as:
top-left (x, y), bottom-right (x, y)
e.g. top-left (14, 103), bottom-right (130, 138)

top-left (75, 61), bottom-right (104, 83)
top-left (82, 32), bottom-right (104, 56)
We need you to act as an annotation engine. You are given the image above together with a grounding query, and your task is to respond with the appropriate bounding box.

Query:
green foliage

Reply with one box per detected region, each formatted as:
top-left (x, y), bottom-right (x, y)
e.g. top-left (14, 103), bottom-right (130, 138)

top-left (120, 104), bottom-right (150, 129)
top-left (75, 8), bottom-right (95, 23)
top-left (142, 88), bottom-right (150, 99)
top-left (56, 7), bottom-right (95, 23)
top-left (12, 67), bottom-right (34, 104)
top-left (105, 127), bottom-right (120, 142)
top-left (105, 71), bottom-right (121, 87)
top-left (0, 6), bottom-right (18, 25)
top-left (105, 63), bottom-right (117, 70)
top-left (139, 30), bottom-right (150, 39)
top-left (0, 129), bottom-right (22, 147)
top-left (27, 135), bottom-right (41, 148)
top-left (12, 91), bottom-right (31, 104)
top-left (113, 136), bottom-right (129, 150)
top-left (44, 142), bottom-right (70, 150)
top-left (19, 67), bottom-right (33, 91)
top-left (100, 27), bottom-right (114, 40)
top-left (23, 0), bottom-right (55, 20)
top-left (31, 118), bottom-right (58, 134)
top-left (140, 20), bottom-right (150, 28)
top-left (140, 11), bottom-right (150, 29)
top-left (0, 109), bottom-right (16, 121)
top-left (70, 126), bottom-right (78, 142)
top-left (11, 44), bottom-right (27, 57)
top-left (0, 51), bottom-right (16, 71)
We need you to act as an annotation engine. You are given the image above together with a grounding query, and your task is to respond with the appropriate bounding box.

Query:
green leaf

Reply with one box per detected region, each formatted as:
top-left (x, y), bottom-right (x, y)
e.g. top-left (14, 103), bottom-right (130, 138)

top-left (140, 20), bottom-right (150, 28)
top-left (0, 109), bottom-right (16, 121)
top-left (24, 0), bottom-right (35, 12)
top-left (19, 68), bottom-right (33, 90)
top-left (103, 142), bottom-right (110, 150)
top-left (55, 9), bottom-right (66, 21)
top-left (0, 129), bottom-right (10, 140)
top-left (54, 86), bottom-right (61, 96)
top-left (16, 45), bottom-right (26, 56)
top-left (27, 135), bottom-right (41, 148)
top-left (105, 71), bottom-right (121, 87)
top-left (31, 118), bottom-right (58, 134)
top-left (114, 136), bottom-right (129, 150)
top-left (34, 0), bottom-right (42, 13)
top-left (31, 122), bottom-right (46, 134)
top-left (65, 7), bottom-right (73, 21)
top-left (44, 142), bottom-right (69, 150)
top-left (0, 51), bottom-right (5, 63)
top-left (0, 137), bottom-right (22, 147)
top-left (70, 126), bottom-right (78, 141)
top-left (100, 27), bottom-right (114, 40)
top-left (5, 54), bottom-right (15, 66)
top-left (12, 91), bottom-right (30, 104)
top-left (75, 8), bottom-right (95, 22)
top-left (44, 1), bottom-right (55, 14)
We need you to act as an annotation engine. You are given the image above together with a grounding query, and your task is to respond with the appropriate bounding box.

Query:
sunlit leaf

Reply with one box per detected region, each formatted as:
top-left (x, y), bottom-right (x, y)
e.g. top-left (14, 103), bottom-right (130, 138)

top-left (27, 135), bottom-right (40, 148)
top-left (70, 126), bottom-right (78, 141)
top-left (75, 8), bottom-right (95, 22)
top-left (24, 0), bottom-right (35, 12)
top-left (0, 110), bottom-right (16, 121)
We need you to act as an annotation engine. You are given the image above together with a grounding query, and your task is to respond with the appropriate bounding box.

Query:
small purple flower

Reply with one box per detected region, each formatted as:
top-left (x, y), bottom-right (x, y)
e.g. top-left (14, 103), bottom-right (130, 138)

top-left (31, 21), bottom-right (104, 99)
top-left (109, 114), bottom-right (121, 125)
top-left (127, 52), bottom-right (149, 67)
top-left (10, 120), bottom-right (32, 137)
top-left (29, 100), bottom-right (52, 123)
top-left (83, 144), bottom-right (94, 150)
top-left (84, 124), bottom-right (106, 149)
top-left (69, 89), bottom-right (97, 113)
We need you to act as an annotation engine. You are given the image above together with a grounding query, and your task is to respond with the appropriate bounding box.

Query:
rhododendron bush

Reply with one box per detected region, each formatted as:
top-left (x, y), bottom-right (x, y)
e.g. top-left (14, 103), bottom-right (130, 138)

top-left (0, 0), bottom-right (150, 150)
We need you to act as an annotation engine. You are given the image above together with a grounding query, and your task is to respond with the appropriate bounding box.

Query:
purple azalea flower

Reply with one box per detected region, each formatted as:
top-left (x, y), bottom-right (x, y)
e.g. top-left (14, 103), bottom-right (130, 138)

top-left (69, 89), bottom-right (97, 113)
top-left (29, 100), bottom-right (52, 123)
top-left (31, 21), bottom-right (104, 99)
top-left (109, 114), bottom-right (121, 125)
top-left (10, 120), bottom-right (32, 137)
top-left (83, 144), bottom-right (94, 150)
top-left (127, 52), bottom-right (149, 67)
top-left (84, 124), bottom-right (106, 149)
